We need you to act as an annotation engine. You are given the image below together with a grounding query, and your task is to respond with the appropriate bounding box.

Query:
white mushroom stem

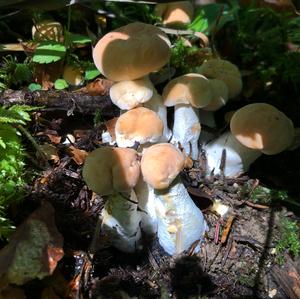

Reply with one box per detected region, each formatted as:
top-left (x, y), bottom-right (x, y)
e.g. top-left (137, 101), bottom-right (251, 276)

top-left (144, 92), bottom-right (172, 142)
top-left (101, 190), bottom-right (142, 252)
top-left (134, 178), bottom-right (158, 235)
top-left (171, 104), bottom-right (201, 160)
top-left (204, 132), bottom-right (262, 177)
top-left (154, 178), bottom-right (207, 255)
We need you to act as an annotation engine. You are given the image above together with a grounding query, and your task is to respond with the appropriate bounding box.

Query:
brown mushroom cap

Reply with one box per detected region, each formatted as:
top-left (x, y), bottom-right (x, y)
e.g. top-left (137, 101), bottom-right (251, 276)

top-left (115, 107), bottom-right (163, 147)
top-left (93, 22), bottom-right (171, 81)
top-left (155, 1), bottom-right (194, 27)
top-left (109, 76), bottom-right (154, 110)
top-left (162, 73), bottom-right (212, 108)
top-left (197, 59), bottom-right (242, 98)
top-left (141, 143), bottom-right (185, 189)
top-left (82, 147), bottom-right (140, 196)
top-left (203, 79), bottom-right (229, 111)
top-left (230, 103), bottom-right (294, 155)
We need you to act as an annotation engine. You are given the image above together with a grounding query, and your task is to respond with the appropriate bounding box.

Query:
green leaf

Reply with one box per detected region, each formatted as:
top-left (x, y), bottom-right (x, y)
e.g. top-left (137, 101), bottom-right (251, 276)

top-left (28, 83), bottom-right (42, 91)
top-left (84, 65), bottom-right (100, 81)
top-left (69, 33), bottom-right (92, 44)
top-left (188, 4), bottom-right (232, 34)
top-left (54, 79), bottom-right (69, 90)
top-left (32, 41), bottom-right (66, 64)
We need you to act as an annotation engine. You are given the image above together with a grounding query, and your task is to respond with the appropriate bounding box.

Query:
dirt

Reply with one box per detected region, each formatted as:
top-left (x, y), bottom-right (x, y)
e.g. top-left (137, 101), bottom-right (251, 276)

top-left (5, 108), bottom-right (300, 299)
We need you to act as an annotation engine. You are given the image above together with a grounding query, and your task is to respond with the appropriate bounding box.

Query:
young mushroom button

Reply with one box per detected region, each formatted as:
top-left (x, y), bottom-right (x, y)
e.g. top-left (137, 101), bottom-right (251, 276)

top-left (115, 107), bottom-right (164, 149)
top-left (204, 103), bottom-right (294, 177)
top-left (141, 143), bottom-right (207, 255)
top-left (163, 73), bottom-right (213, 159)
top-left (82, 147), bottom-right (142, 252)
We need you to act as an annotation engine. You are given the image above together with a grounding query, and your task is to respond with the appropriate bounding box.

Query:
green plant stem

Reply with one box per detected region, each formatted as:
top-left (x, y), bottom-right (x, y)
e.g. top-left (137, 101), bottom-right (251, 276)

top-left (17, 125), bottom-right (50, 168)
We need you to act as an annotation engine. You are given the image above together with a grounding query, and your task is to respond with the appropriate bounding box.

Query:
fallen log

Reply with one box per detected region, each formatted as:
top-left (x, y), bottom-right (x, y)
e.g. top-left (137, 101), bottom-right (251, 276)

top-left (0, 89), bottom-right (118, 116)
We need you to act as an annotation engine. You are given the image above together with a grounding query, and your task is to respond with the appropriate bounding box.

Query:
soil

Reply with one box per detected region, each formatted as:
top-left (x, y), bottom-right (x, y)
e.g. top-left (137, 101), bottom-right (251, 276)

top-left (9, 107), bottom-right (300, 299)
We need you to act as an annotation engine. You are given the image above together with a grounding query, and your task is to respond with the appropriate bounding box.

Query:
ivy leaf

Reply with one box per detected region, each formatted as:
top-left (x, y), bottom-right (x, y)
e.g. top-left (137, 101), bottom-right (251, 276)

top-left (28, 83), bottom-right (42, 91)
top-left (54, 79), bottom-right (69, 90)
top-left (32, 41), bottom-right (66, 64)
top-left (85, 64), bottom-right (100, 81)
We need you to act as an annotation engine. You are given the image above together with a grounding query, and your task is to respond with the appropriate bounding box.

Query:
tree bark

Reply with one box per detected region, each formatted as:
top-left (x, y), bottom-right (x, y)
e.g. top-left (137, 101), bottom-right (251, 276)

top-left (0, 89), bottom-right (119, 116)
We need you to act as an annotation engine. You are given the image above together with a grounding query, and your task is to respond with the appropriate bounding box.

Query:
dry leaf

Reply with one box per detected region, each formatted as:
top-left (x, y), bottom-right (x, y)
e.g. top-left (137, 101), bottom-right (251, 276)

top-left (73, 129), bottom-right (91, 139)
top-left (0, 202), bottom-right (64, 288)
top-left (240, 0), bottom-right (299, 14)
top-left (78, 78), bottom-right (113, 96)
top-left (67, 145), bottom-right (88, 165)
top-left (39, 143), bottom-right (60, 163)
top-left (36, 132), bottom-right (61, 144)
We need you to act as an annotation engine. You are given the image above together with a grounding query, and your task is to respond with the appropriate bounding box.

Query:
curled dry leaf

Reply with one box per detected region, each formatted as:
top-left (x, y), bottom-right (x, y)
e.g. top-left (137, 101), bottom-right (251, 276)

top-left (66, 145), bottom-right (88, 165)
top-left (0, 202), bottom-right (64, 289)
top-left (77, 78), bottom-right (113, 96)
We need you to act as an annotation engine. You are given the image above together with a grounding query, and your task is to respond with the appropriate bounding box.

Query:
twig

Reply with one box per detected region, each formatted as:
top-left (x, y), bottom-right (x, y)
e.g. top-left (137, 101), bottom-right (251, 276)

top-left (221, 215), bottom-right (235, 244)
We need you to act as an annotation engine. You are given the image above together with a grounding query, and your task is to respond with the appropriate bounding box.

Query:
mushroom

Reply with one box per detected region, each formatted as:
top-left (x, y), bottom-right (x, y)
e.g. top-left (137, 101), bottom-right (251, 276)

top-left (62, 65), bottom-right (84, 86)
top-left (199, 79), bottom-right (229, 144)
top-left (143, 90), bottom-right (172, 142)
top-left (115, 107), bottom-right (164, 150)
top-left (162, 73), bottom-right (213, 159)
top-left (196, 59), bottom-right (243, 98)
top-left (155, 1), bottom-right (194, 27)
top-left (140, 143), bottom-right (207, 255)
top-left (204, 103), bottom-right (294, 177)
top-left (109, 76), bottom-right (155, 110)
top-left (82, 147), bottom-right (142, 252)
top-left (93, 22), bottom-right (171, 81)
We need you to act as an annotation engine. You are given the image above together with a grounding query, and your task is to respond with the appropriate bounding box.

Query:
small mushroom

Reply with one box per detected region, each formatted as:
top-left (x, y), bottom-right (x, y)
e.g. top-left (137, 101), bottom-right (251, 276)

top-left (204, 103), bottom-right (294, 177)
top-left (162, 73), bottom-right (213, 159)
top-left (63, 65), bottom-right (84, 86)
top-left (155, 1), bottom-right (194, 27)
top-left (115, 107), bottom-right (163, 150)
top-left (196, 59), bottom-right (242, 98)
top-left (82, 147), bottom-right (141, 252)
top-left (93, 22), bottom-right (171, 81)
top-left (140, 143), bottom-right (207, 255)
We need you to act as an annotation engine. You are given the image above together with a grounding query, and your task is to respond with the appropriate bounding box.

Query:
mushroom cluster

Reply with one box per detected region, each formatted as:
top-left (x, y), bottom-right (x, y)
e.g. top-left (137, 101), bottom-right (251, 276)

top-left (81, 22), bottom-right (210, 255)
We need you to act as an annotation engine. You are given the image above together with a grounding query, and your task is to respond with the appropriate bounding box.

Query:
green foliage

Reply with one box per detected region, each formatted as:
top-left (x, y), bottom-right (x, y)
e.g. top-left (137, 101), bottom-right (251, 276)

top-left (188, 3), bottom-right (233, 34)
top-left (84, 63), bottom-right (101, 81)
top-left (276, 218), bottom-right (300, 264)
top-left (54, 78), bottom-right (69, 90)
top-left (0, 105), bottom-right (35, 239)
top-left (28, 83), bottom-right (42, 91)
top-left (32, 41), bottom-right (66, 64)
top-left (93, 108), bottom-right (102, 127)
top-left (227, 6), bottom-right (300, 90)
top-left (0, 56), bottom-right (32, 90)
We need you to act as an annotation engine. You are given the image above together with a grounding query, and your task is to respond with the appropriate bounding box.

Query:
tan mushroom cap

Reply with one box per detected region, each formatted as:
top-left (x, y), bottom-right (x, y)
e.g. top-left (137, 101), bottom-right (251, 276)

top-left (110, 76), bottom-right (154, 110)
top-left (141, 143), bottom-right (185, 189)
top-left (203, 79), bottom-right (229, 111)
top-left (163, 73), bottom-right (212, 108)
top-left (230, 103), bottom-right (294, 155)
top-left (197, 59), bottom-right (242, 98)
top-left (82, 147), bottom-right (140, 196)
top-left (155, 1), bottom-right (194, 27)
top-left (93, 22), bottom-right (171, 81)
top-left (115, 107), bottom-right (163, 147)
top-left (63, 65), bottom-right (83, 86)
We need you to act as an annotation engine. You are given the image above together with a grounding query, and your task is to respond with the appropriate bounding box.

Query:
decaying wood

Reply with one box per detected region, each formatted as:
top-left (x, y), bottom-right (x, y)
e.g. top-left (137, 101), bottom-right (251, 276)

top-left (0, 89), bottom-right (118, 116)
